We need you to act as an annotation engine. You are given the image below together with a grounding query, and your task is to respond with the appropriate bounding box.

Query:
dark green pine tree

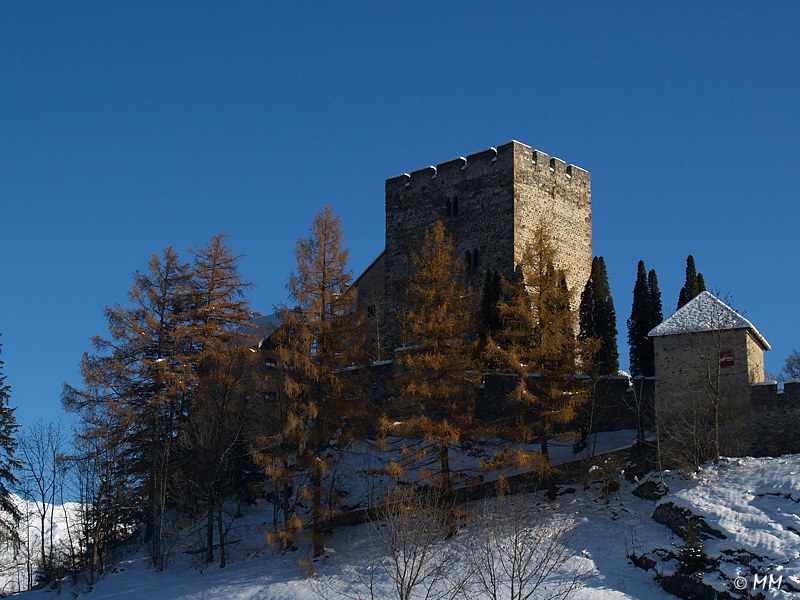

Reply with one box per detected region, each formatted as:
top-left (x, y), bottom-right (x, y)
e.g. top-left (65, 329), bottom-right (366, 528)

top-left (677, 518), bottom-right (708, 576)
top-left (480, 269), bottom-right (503, 334)
top-left (627, 261), bottom-right (653, 376)
top-left (677, 255), bottom-right (706, 309)
top-left (579, 257), bottom-right (619, 375)
top-left (647, 269), bottom-right (663, 336)
top-left (579, 260), bottom-right (598, 340)
top-left (0, 336), bottom-right (20, 543)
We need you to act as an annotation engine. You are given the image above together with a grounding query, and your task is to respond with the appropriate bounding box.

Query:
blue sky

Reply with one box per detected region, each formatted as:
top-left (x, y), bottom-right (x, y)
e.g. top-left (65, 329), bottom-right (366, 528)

top-left (1, 2), bottom-right (798, 431)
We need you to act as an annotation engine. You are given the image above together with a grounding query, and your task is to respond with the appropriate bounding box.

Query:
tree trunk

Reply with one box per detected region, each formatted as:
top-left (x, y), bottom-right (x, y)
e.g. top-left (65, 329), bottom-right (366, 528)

top-left (40, 511), bottom-right (47, 581)
top-left (312, 462), bottom-right (324, 558)
top-left (217, 502), bottom-right (226, 569)
top-left (438, 442), bottom-right (452, 495)
top-left (635, 378), bottom-right (646, 447)
top-left (205, 496), bottom-right (215, 563)
top-left (282, 459), bottom-right (291, 535)
top-left (539, 436), bottom-right (557, 500)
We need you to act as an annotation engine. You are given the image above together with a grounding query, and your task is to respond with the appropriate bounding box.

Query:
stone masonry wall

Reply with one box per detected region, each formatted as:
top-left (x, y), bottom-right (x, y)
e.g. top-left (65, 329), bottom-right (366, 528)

top-left (653, 329), bottom-right (763, 426)
top-left (384, 143), bottom-right (516, 310)
top-left (383, 141), bottom-right (592, 312)
top-left (357, 362), bottom-right (646, 435)
top-left (353, 251), bottom-right (385, 315)
top-left (748, 381), bottom-right (800, 456)
top-left (513, 143), bottom-right (592, 308)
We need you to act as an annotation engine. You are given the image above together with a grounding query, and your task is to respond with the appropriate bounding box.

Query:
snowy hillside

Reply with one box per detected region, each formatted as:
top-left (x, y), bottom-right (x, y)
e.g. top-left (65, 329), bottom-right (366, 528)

top-left (11, 452), bottom-right (799, 599)
top-left (0, 496), bottom-right (82, 596)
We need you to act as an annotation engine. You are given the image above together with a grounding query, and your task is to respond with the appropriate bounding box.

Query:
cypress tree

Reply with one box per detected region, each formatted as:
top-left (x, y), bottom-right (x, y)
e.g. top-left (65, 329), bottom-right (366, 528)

top-left (579, 257), bottom-right (619, 375)
top-left (579, 258), bottom-right (598, 341)
top-left (0, 337), bottom-right (20, 543)
top-left (627, 261), bottom-right (652, 376)
top-left (677, 255), bottom-right (705, 309)
top-left (480, 269), bottom-right (503, 334)
top-left (647, 269), bottom-right (663, 335)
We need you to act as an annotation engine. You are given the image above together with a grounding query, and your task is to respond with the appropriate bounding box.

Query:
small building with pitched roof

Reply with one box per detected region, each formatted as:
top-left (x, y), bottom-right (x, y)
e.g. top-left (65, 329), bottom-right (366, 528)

top-left (648, 291), bottom-right (770, 460)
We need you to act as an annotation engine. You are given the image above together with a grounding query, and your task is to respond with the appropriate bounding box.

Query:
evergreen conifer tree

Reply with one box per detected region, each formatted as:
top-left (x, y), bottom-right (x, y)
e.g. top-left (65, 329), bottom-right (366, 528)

top-left (647, 269), bottom-right (663, 336)
top-left (480, 269), bottom-right (503, 334)
top-left (0, 337), bottom-right (20, 543)
top-left (677, 255), bottom-right (705, 309)
top-left (627, 261), bottom-right (652, 377)
top-left (579, 256), bottom-right (619, 375)
top-left (579, 259), bottom-right (598, 340)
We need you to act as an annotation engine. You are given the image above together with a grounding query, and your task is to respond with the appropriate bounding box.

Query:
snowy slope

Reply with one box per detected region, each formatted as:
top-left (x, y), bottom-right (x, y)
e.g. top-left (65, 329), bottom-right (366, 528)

top-left (12, 453), bottom-right (800, 599)
top-left (637, 456), bottom-right (800, 597)
top-left (0, 496), bottom-right (82, 595)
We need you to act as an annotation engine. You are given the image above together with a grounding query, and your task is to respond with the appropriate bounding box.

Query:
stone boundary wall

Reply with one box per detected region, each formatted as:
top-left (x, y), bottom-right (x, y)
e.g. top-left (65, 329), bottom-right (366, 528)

top-left (479, 372), bottom-right (653, 433)
top-left (750, 381), bottom-right (800, 408)
top-left (747, 381), bottom-right (800, 456)
top-left (359, 361), bottom-right (645, 434)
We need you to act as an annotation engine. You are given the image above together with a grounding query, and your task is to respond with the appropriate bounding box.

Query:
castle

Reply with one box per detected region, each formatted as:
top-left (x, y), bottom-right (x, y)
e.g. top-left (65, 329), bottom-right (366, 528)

top-left (344, 141), bottom-right (786, 458)
top-left (352, 140), bottom-right (593, 330)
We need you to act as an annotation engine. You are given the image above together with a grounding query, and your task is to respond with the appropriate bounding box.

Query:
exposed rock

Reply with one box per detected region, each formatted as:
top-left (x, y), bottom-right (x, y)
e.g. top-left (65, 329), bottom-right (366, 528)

top-left (658, 573), bottom-right (739, 600)
top-left (629, 552), bottom-right (656, 571)
top-left (653, 502), bottom-right (726, 540)
top-left (633, 480), bottom-right (668, 501)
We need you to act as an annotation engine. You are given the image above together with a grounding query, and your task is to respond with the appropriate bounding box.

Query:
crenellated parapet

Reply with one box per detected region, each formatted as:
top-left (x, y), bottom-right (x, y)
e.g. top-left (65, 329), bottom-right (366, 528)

top-left (751, 381), bottom-right (800, 408)
top-left (385, 141), bottom-right (589, 193)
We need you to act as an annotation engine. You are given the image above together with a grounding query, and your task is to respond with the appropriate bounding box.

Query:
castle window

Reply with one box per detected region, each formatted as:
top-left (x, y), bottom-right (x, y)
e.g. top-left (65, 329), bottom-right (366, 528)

top-left (465, 248), bottom-right (480, 271)
top-left (367, 305), bottom-right (376, 318)
top-left (443, 198), bottom-right (460, 218)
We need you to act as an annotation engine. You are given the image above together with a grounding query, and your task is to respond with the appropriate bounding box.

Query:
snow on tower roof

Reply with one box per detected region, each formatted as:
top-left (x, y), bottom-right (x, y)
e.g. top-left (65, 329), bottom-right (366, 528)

top-left (648, 291), bottom-right (771, 350)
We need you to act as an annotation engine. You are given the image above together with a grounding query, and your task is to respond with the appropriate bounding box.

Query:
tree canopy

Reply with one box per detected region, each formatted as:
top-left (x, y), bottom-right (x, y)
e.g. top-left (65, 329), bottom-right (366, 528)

top-left (579, 256), bottom-right (619, 375)
top-left (677, 254), bottom-right (706, 310)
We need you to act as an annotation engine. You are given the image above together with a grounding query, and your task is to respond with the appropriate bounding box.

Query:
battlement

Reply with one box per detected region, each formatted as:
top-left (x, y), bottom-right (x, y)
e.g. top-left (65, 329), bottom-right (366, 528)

top-left (386, 140), bottom-right (589, 192)
top-left (514, 141), bottom-right (590, 184)
top-left (751, 381), bottom-right (800, 408)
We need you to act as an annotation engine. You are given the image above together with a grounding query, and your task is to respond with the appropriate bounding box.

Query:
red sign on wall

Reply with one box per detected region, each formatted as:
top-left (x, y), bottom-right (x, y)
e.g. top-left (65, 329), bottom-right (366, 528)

top-left (719, 351), bottom-right (734, 367)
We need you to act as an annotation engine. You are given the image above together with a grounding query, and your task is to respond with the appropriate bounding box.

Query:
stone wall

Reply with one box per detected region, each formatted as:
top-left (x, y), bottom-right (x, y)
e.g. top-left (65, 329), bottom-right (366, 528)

top-left (747, 381), bottom-right (800, 456)
top-left (351, 362), bottom-right (643, 436)
top-left (513, 143), bottom-right (592, 308)
top-left (383, 141), bottom-right (592, 313)
top-left (478, 372), bottom-right (652, 433)
top-left (384, 143), bottom-right (516, 310)
top-left (653, 328), bottom-right (760, 423)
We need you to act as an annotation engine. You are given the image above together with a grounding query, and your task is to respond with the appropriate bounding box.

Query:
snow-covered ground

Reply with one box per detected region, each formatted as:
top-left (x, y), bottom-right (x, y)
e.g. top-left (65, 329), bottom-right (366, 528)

top-left (11, 445), bottom-right (800, 599)
top-left (635, 456), bottom-right (800, 597)
top-left (0, 496), bottom-right (82, 595)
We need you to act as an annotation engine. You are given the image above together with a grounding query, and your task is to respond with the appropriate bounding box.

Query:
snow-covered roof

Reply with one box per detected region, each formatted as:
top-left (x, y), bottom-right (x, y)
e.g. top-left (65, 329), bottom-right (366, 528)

top-left (648, 291), bottom-right (770, 350)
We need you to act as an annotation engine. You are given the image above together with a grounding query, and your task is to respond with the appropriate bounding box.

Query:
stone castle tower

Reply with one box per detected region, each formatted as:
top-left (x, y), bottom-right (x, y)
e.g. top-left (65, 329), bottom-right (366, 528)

top-left (353, 140), bottom-right (592, 331)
